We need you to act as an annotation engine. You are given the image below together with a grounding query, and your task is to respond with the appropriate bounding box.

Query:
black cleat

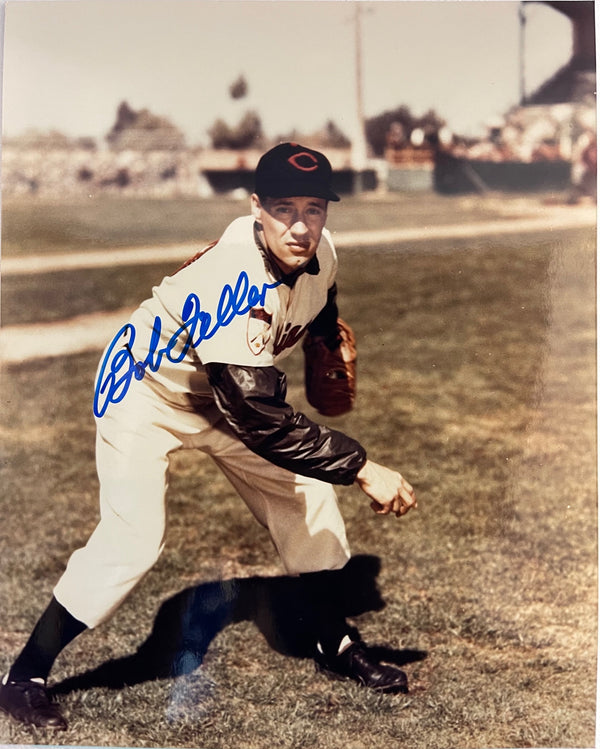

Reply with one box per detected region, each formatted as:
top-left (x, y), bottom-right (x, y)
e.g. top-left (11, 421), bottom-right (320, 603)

top-left (316, 641), bottom-right (409, 694)
top-left (0, 679), bottom-right (67, 730)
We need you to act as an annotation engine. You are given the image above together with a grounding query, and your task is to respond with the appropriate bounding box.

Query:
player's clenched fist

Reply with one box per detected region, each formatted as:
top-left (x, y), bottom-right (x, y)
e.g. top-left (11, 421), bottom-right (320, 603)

top-left (355, 459), bottom-right (417, 518)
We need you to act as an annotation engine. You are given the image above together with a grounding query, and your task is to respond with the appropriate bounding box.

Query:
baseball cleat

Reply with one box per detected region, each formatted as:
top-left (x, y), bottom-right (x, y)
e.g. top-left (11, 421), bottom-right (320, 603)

top-left (0, 679), bottom-right (67, 730)
top-left (315, 640), bottom-right (409, 694)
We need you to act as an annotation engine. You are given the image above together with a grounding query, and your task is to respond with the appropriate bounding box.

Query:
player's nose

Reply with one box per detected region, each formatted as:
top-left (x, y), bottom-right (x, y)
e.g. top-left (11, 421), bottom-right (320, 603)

top-left (290, 218), bottom-right (309, 236)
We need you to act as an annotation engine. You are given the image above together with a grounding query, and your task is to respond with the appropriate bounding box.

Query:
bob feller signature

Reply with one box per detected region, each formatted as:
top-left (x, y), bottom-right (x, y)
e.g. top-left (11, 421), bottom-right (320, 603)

top-left (94, 271), bottom-right (281, 418)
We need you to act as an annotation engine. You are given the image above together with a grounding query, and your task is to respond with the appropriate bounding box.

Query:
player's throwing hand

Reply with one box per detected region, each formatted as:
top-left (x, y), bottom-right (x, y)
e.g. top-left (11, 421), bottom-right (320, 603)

top-left (355, 459), bottom-right (417, 518)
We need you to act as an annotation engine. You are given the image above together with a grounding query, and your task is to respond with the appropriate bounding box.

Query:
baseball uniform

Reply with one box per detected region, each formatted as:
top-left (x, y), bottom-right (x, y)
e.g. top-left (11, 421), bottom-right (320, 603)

top-left (0, 146), bottom-right (412, 734)
top-left (54, 214), bottom-right (366, 628)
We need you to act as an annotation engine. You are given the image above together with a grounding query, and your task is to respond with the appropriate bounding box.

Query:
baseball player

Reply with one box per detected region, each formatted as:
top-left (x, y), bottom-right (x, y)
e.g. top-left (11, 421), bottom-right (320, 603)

top-left (0, 143), bottom-right (417, 730)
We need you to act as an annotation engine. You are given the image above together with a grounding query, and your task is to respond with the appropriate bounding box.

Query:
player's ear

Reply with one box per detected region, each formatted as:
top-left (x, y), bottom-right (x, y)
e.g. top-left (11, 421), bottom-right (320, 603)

top-left (250, 193), bottom-right (262, 221)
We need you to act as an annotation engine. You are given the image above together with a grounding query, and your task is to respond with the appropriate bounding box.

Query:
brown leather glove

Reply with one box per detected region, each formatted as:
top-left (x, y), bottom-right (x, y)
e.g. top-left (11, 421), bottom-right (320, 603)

top-left (303, 318), bottom-right (357, 417)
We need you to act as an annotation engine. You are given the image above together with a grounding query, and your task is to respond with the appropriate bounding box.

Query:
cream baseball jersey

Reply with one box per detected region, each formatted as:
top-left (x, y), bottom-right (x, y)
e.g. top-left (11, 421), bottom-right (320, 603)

top-left (95, 215), bottom-right (337, 414)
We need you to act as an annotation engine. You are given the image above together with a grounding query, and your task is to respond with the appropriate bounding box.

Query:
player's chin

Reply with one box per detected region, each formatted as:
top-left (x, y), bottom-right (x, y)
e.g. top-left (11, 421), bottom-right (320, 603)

top-left (290, 244), bottom-right (317, 260)
top-left (283, 252), bottom-right (313, 270)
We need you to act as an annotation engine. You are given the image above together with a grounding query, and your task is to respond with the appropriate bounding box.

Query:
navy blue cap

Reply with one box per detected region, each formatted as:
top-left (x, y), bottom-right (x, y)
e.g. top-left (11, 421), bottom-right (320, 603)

top-left (255, 142), bottom-right (340, 202)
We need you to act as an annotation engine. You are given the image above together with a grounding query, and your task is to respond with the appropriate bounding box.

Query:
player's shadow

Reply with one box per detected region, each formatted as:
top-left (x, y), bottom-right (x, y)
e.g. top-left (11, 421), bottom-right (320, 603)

top-left (51, 554), bottom-right (427, 696)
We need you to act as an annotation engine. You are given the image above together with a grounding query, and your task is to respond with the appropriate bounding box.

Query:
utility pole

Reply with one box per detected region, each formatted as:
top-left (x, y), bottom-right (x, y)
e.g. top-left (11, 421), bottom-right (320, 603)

top-left (518, 1), bottom-right (527, 104)
top-left (352, 2), bottom-right (368, 192)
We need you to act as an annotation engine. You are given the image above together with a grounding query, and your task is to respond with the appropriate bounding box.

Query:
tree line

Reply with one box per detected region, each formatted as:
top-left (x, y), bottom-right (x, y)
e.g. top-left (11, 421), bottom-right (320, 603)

top-left (7, 75), bottom-right (449, 155)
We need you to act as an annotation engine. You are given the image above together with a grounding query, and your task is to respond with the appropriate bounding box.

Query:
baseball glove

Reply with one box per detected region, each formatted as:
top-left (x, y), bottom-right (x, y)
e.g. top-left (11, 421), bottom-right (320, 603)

top-left (303, 318), bottom-right (357, 417)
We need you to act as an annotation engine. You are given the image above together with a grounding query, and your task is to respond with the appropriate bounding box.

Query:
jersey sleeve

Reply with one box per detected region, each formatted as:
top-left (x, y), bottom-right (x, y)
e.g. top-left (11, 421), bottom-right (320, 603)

top-left (205, 361), bottom-right (367, 485)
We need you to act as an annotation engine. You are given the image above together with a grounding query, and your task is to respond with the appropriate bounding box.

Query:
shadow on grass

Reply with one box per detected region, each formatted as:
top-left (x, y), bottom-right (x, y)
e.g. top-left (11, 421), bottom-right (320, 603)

top-left (51, 555), bottom-right (426, 696)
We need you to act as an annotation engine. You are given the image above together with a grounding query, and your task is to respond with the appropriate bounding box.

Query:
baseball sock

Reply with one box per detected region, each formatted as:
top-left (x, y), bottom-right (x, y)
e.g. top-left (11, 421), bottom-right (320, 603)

top-left (7, 596), bottom-right (87, 683)
top-left (299, 571), bottom-right (356, 658)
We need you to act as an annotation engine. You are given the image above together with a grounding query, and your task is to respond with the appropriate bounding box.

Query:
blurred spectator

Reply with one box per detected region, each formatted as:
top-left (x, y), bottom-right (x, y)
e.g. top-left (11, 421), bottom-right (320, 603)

top-left (568, 131), bottom-right (597, 203)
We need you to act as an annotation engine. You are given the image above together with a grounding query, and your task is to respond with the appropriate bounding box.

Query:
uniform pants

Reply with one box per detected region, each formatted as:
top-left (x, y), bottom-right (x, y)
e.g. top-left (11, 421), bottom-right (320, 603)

top-left (53, 379), bottom-right (351, 629)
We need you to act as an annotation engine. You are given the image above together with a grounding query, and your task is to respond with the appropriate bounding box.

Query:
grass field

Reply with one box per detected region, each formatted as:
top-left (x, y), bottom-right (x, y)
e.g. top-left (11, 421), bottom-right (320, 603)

top-left (0, 195), bottom-right (597, 749)
top-left (1, 192), bottom-right (533, 256)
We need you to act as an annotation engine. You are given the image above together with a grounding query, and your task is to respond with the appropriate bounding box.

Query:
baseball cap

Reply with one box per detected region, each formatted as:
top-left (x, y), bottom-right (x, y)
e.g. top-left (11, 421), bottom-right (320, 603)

top-left (254, 142), bottom-right (341, 202)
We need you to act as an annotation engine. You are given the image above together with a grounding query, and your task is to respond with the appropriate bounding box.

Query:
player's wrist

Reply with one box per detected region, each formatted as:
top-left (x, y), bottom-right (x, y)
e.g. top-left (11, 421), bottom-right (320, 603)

top-left (354, 458), bottom-right (371, 485)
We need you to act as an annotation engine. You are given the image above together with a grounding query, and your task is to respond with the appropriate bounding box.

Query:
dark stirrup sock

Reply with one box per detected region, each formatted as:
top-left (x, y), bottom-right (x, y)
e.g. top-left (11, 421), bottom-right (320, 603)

top-left (298, 570), bottom-right (356, 658)
top-left (7, 597), bottom-right (87, 683)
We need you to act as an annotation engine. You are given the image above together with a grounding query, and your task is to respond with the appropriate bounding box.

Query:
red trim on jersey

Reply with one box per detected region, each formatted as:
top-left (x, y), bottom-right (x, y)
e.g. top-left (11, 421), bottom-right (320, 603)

top-left (172, 240), bottom-right (219, 274)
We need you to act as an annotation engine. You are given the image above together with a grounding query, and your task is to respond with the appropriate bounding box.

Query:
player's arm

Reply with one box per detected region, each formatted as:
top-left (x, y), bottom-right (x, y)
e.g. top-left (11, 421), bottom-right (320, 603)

top-left (205, 361), bottom-right (366, 485)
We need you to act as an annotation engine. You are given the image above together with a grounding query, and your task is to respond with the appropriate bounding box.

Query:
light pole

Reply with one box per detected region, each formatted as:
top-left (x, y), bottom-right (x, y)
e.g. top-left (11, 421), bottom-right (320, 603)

top-left (352, 2), bottom-right (369, 192)
top-left (519, 1), bottom-right (527, 105)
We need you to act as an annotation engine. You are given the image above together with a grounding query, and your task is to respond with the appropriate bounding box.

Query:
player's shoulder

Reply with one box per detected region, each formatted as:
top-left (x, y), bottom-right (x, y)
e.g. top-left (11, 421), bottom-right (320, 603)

top-left (216, 216), bottom-right (266, 279)
top-left (220, 214), bottom-right (255, 242)
top-left (316, 226), bottom-right (338, 273)
top-left (157, 215), bottom-right (260, 300)
top-left (182, 215), bottom-right (258, 272)
top-left (319, 226), bottom-right (337, 255)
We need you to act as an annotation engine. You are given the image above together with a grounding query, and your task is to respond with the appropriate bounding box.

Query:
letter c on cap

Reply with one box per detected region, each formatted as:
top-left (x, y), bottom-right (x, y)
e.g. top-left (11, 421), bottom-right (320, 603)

top-left (288, 152), bottom-right (319, 172)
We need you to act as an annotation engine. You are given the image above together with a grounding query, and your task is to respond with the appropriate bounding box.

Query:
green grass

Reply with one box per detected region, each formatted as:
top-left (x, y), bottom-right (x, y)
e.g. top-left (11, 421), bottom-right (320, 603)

top-left (2, 263), bottom-right (176, 325)
top-left (0, 197), bottom-right (596, 748)
top-left (1, 196), bottom-right (245, 255)
top-left (1, 191), bottom-right (549, 256)
top-left (1, 227), bottom-right (586, 328)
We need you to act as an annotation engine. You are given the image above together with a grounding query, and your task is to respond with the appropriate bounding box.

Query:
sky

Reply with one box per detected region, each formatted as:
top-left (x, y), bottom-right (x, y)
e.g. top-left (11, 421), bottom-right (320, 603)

top-left (1, 0), bottom-right (575, 147)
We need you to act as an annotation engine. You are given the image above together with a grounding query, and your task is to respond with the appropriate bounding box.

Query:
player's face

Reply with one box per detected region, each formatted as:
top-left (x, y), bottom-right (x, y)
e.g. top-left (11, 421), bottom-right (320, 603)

top-left (251, 195), bottom-right (328, 274)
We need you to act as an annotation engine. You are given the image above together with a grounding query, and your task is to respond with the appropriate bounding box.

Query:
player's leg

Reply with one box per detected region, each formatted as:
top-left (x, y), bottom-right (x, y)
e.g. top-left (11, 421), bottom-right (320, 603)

top-left (0, 597), bottom-right (86, 729)
top-left (0, 382), bottom-right (185, 728)
top-left (196, 412), bottom-right (408, 693)
top-left (199, 413), bottom-right (351, 574)
top-left (53, 432), bottom-right (173, 628)
top-left (54, 381), bottom-right (188, 629)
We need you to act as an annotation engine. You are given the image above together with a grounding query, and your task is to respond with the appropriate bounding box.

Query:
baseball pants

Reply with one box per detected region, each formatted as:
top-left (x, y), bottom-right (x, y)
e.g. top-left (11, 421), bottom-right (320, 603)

top-left (53, 378), bottom-right (351, 629)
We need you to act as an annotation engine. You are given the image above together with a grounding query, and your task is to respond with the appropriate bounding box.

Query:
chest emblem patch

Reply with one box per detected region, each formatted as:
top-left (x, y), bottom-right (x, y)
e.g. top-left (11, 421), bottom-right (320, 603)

top-left (247, 307), bottom-right (273, 355)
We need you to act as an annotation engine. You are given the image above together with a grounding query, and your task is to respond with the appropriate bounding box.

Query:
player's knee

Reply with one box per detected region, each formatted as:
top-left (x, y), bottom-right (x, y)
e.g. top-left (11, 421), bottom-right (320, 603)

top-left (126, 531), bottom-right (166, 575)
top-left (130, 546), bottom-right (164, 578)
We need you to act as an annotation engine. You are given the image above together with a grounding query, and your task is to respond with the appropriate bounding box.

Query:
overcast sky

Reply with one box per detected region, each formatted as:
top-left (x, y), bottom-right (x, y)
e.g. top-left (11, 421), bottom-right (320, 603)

top-left (1, 0), bottom-right (574, 146)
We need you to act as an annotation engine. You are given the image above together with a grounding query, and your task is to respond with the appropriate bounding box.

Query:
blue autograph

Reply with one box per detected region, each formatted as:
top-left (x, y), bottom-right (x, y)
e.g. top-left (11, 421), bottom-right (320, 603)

top-left (94, 270), bottom-right (281, 418)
